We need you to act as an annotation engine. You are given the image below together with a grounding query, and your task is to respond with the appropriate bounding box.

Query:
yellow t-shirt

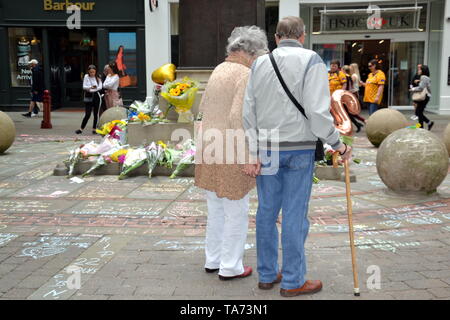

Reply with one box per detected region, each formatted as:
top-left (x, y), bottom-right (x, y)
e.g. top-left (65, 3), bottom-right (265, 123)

top-left (363, 71), bottom-right (386, 104)
top-left (328, 71), bottom-right (347, 95)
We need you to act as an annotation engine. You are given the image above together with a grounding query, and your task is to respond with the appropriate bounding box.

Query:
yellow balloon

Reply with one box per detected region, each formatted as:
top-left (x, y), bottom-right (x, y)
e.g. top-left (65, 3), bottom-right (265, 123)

top-left (151, 64), bottom-right (176, 84)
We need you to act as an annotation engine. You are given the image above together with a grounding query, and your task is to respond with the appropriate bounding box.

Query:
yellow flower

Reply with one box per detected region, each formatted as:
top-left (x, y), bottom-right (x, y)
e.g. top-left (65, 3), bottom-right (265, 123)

top-left (157, 140), bottom-right (167, 149)
top-left (138, 112), bottom-right (151, 122)
top-left (110, 149), bottom-right (128, 162)
top-left (179, 83), bottom-right (188, 91)
top-left (172, 88), bottom-right (181, 96)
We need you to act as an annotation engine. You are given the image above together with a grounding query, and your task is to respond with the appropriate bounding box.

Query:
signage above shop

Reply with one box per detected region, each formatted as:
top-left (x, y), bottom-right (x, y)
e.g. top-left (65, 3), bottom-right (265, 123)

top-left (319, 6), bottom-right (422, 33)
top-left (44, 0), bottom-right (96, 11)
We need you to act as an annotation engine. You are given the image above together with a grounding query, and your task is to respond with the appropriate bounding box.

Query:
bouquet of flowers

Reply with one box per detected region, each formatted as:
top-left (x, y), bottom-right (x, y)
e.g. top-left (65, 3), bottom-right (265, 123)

top-left (96, 120), bottom-right (127, 143)
top-left (157, 140), bottom-right (182, 169)
top-left (118, 147), bottom-right (148, 180)
top-left (67, 146), bottom-right (83, 177)
top-left (160, 77), bottom-right (199, 114)
top-left (146, 142), bottom-right (165, 178)
top-left (81, 140), bottom-right (125, 177)
top-left (169, 139), bottom-right (196, 179)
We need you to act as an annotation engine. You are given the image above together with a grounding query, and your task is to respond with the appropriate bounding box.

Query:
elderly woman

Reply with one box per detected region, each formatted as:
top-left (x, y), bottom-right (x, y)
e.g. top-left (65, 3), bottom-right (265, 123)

top-left (195, 26), bottom-right (268, 280)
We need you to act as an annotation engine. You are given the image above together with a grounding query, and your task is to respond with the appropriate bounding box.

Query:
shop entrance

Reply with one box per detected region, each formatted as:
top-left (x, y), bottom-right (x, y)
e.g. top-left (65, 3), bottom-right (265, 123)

top-left (344, 39), bottom-right (390, 108)
top-left (48, 29), bottom-right (98, 109)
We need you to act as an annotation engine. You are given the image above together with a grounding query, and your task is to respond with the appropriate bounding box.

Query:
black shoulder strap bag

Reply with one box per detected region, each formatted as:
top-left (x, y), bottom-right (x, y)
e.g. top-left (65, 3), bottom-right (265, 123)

top-left (268, 52), bottom-right (324, 161)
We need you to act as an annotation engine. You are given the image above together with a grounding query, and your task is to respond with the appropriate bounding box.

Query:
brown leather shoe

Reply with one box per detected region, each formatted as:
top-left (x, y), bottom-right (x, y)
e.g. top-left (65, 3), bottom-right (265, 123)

top-left (218, 266), bottom-right (252, 281)
top-left (280, 280), bottom-right (323, 297)
top-left (258, 273), bottom-right (282, 290)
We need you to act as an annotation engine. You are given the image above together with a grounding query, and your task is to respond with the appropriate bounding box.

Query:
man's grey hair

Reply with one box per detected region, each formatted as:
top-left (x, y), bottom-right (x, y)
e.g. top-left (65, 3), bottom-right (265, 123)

top-left (276, 16), bottom-right (305, 39)
top-left (226, 26), bottom-right (269, 57)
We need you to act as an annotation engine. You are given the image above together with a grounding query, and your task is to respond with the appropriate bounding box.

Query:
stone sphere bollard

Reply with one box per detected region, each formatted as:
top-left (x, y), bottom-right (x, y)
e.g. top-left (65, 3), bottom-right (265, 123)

top-left (376, 128), bottom-right (449, 193)
top-left (443, 123), bottom-right (450, 157)
top-left (97, 107), bottom-right (128, 128)
top-left (0, 111), bottom-right (16, 154)
top-left (366, 109), bottom-right (409, 147)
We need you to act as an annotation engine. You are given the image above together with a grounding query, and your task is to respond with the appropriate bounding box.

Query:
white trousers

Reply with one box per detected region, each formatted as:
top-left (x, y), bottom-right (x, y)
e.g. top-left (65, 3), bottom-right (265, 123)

top-left (204, 190), bottom-right (249, 277)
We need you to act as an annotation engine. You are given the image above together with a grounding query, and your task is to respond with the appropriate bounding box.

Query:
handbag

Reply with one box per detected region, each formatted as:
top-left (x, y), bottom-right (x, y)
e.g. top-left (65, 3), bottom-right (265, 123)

top-left (412, 87), bottom-right (428, 102)
top-left (83, 91), bottom-right (93, 103)
top-left (269, 53), bottom-right (325, 161)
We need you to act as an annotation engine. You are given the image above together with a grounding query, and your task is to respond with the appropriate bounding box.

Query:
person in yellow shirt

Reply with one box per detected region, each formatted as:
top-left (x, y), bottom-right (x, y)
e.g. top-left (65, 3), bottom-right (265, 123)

top-left (328, 60), bottom-right (347, 95)
top-left (360, 59), bottom-right (386, 115)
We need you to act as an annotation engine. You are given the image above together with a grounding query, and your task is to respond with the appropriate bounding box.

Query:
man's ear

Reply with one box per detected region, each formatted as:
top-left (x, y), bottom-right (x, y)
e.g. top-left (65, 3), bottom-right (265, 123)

top-left (274, 34), bottom-right (279, 45)
top-left (299, 33), bottom-right (305, 45)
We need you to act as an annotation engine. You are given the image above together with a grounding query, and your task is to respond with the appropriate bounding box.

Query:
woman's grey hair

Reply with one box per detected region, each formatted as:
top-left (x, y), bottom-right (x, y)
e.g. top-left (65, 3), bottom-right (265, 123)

top-left (226, 26), bottom-right (269, 57)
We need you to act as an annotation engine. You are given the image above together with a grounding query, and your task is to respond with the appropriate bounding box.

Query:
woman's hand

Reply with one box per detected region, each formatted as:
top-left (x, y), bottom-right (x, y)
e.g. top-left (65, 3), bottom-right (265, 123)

top-left (242, 162), bottom-right (261, 178)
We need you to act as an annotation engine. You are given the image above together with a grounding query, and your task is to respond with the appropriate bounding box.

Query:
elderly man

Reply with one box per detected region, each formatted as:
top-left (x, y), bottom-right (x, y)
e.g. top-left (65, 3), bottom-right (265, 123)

top-left (242, 16), bottom-right (352, 297)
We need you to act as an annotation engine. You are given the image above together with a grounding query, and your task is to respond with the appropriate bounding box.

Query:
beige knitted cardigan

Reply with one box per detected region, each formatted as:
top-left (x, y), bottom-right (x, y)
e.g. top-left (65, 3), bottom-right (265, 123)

top-left (194, 56), bottom-right (256, 200)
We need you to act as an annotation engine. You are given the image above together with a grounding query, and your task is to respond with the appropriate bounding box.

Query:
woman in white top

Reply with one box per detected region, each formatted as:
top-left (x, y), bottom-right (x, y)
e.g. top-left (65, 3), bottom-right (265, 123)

top-left (76, 65), bottom-right (102, 134)
top-left (103, 62), bottom-right (122, 109)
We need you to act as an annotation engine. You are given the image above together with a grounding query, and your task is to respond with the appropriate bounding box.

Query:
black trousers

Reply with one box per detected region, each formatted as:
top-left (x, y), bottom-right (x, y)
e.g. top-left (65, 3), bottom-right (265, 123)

top-left (81, 93), bottom-right (101, 130)
top-left (415, 96), bottom-right (430, 128)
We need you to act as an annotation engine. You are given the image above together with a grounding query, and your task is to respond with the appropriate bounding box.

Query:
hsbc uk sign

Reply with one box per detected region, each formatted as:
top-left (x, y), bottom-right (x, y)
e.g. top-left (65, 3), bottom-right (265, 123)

top-left (319, 5), bottom-right (422, 33)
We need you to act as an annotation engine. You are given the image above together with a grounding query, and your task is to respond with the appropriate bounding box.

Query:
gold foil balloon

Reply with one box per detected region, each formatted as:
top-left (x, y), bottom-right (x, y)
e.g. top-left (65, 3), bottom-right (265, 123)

top-left (151, 64), bottom-right (176, 85)
top-left (330, 90), bottom-right (361, 136)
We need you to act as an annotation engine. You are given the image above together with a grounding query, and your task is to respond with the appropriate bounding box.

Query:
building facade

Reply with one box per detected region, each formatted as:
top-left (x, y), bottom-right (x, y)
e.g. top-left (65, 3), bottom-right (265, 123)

top-left (146, 0), bottom-right (450, 114)
top-left (0, 0), bottom-right (147, 110)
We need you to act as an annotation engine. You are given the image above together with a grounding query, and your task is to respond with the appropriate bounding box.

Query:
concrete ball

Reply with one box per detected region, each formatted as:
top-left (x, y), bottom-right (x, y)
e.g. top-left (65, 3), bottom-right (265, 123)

top-left (376, 128), bottom-right (449, 193)
top-left (0, 111), bottom-right (16, 154)
top-left (97, 107), bottom-right (128, 128)
top-left (443, 123), bottom-right (450, 157)
top-left (366, 109), bottom-right (409, 147)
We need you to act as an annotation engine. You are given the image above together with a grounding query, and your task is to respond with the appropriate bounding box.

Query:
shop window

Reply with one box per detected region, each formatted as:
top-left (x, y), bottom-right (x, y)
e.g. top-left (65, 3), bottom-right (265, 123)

top-left (8, 28), bottom-right (43, 87)
top-left (109, 32), bottom-right (138, 87)
top-left (313, 43), bottom-right (344, 69)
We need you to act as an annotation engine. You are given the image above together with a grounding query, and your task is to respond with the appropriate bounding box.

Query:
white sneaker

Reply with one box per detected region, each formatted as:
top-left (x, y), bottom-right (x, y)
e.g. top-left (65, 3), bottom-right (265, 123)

top-left (31, 113), bottom-right (38, 117)
top-left (410, 115), bottom-right (418, 120)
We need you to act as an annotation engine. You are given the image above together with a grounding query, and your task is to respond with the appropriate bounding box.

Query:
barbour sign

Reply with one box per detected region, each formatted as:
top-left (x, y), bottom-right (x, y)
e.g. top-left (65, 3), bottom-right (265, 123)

top-left (43, 0), bottom-right (96, 11)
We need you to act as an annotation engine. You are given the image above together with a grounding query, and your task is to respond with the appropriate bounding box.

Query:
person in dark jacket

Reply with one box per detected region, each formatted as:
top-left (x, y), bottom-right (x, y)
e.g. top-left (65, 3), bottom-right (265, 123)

top-left (22, 59), bottom-right (45, 118)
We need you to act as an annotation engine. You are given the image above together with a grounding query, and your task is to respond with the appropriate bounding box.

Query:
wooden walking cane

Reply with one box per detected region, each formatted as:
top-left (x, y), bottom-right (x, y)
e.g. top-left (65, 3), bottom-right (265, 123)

top-left (344, 159), bottom-right (360, 296)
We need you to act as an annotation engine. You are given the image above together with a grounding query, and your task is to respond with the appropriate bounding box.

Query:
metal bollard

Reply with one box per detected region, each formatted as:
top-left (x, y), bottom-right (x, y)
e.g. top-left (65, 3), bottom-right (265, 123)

top-left (41, 90), bottom-right (52, 129)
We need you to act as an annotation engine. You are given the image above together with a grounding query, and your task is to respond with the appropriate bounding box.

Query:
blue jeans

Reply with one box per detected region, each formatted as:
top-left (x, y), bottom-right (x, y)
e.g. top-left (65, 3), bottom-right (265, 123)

top-left (368, 103), bottom-right (379, 115)
top-left (256, 149), bottom-right (315, 290)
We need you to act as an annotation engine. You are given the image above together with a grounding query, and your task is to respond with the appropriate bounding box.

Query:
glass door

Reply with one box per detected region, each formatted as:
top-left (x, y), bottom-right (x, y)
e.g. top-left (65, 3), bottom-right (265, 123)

top-left (389, 41), bottom-right (425, 106)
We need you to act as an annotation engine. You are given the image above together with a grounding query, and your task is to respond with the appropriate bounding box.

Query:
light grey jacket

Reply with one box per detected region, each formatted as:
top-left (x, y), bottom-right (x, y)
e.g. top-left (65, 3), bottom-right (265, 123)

top-left (411, 75), bottom-right (431, 97)
top-left (242, 39), bottom-right (343, 155)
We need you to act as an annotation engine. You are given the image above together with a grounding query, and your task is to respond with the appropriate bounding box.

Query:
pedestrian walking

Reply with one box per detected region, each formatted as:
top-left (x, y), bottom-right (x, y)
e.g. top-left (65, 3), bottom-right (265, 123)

top-left (103, 62), bottom-right (122, 109)
top-left (328, 60), bottom-right (347, 95)
top-left (22, 59), bottom-right (44, 118)
top-left (75, 65), bottom-right (103, 135)
top-left (349, 63), bottom-right (366, 123)
top-left (360, 59), bottom-right (386, 115)
top-left (98, 64), bottom-right (109, 117)
top-left (242, 16), bottom-right (352, 297)
top-left (410, 64), bottom-right (434, 130)
top-left (410, 64), bottom-right (422, 121)
top-left (195, 26), bottom-right (269, 281)
top-left (342, 65), bottom-right (364, 132)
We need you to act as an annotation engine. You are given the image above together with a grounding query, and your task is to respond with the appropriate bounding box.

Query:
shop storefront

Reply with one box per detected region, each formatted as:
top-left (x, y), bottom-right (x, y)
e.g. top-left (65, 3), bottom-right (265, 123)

top-left (146, 0), bottom-right (450, 114)
top-left (0, 0), bottom-right (147, 110)
top-left (297, 0), bottom-right (447, 112)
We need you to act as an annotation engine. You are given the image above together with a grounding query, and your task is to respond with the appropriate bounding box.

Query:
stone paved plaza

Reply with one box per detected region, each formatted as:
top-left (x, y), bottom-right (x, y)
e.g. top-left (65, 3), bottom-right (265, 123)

top-left (0, 110), bottom-right (449, 300)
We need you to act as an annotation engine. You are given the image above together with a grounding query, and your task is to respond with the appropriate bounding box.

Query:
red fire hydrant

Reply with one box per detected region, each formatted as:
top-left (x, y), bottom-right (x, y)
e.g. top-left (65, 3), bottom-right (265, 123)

top-left (41, 90), bottom-right (52, 129)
